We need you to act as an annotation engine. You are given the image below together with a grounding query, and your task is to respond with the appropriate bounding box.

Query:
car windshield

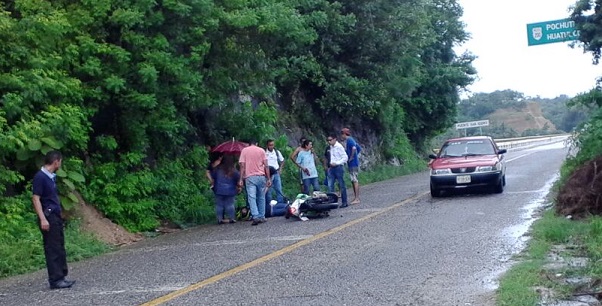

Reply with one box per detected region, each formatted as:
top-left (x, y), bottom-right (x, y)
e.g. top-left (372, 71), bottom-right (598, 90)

top-left (439, 140), bottom-right (495, 157)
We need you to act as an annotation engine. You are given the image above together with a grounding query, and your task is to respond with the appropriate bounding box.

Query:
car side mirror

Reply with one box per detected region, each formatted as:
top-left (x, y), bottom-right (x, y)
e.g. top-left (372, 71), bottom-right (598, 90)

top-left (428, 154), bottom-right (438, 159)
top-left (497, 149), bottom-right (507, 154)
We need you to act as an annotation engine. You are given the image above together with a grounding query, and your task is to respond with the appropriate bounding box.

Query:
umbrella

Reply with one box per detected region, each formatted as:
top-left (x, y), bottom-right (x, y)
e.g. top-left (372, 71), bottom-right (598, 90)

top-left (211, 139), bottom-right (249, 155)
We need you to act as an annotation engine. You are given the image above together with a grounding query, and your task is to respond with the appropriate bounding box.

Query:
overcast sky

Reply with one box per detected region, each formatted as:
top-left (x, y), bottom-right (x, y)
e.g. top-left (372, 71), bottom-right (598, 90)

top-left (456, 0), bottom-right (600, 99)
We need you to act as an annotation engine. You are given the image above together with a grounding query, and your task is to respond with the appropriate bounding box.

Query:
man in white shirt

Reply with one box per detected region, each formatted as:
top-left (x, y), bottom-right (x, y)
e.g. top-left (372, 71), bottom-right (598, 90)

top-left (327, 134), bottom-right (349, 207)
top-left (265, 139), bottom-right (285, 205)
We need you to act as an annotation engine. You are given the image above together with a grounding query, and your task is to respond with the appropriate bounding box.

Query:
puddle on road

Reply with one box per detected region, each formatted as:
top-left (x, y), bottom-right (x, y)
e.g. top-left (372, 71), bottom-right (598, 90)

top-left (482, 173), bottom-right (560, 291)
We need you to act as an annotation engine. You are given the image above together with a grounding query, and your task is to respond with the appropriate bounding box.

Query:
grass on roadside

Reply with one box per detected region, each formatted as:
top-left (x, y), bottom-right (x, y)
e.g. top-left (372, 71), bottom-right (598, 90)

top-left (360, 160), bottom-right (427, 185)
top-left (496, 209), bottom-right (598, 306)
top-left (0, 218), bottom-right (110, 279)
top-left (497, 260), bottom-right (543, 306)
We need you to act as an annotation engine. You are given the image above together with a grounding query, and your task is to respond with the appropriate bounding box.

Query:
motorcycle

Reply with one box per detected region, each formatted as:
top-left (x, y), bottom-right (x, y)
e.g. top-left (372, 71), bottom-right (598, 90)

top-left (285, 191), bottom-right (340, 221)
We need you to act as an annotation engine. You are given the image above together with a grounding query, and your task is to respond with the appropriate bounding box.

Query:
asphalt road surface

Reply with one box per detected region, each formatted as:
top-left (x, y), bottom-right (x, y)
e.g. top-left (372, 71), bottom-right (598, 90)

top-left (0, 141), bottom-right (569, 306)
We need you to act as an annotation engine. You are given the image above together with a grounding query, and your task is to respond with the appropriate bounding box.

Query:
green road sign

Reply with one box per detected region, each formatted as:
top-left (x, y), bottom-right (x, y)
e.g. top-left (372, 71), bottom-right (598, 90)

top-left (527, 18), bottom-right (579, 46)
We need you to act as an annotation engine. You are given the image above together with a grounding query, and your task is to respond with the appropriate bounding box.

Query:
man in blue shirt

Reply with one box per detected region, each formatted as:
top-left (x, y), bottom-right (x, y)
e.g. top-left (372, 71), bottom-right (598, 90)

top-left (341, 128), bottom-right (361, 204)
top-left (32, 151), bottom-right (76, 289)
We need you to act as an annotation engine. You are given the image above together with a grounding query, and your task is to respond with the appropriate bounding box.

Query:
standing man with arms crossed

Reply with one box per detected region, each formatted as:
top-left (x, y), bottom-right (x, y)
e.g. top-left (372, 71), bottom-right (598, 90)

top-left (239, 140), bottom-right (272, 226)
top-left (327, 134), bottom-right (349, 207)
top-left (32, 151), bottom-right (76, 289)
top-left (265, 139), bottom-right (285, 205)
top-left (341, 128), bottom-right (361, 204)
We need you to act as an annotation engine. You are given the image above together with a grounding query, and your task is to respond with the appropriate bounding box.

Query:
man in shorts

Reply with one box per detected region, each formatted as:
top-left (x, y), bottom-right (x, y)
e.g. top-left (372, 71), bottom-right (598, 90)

top-left (341, 128), bottom-right (360, 204)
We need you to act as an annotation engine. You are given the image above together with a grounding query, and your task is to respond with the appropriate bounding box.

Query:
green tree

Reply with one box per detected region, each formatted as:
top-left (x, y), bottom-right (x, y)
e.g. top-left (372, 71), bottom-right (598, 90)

top-left (572, 0), bottom-right (602, 65)
top-left (0, 0), bottom-right (476, 233)
top-left (555, 2), bottom-right (602, 182)
top-left (403, 0), bottom-right (476, 147)
top-left (535, 95), bottom-right (591, 132)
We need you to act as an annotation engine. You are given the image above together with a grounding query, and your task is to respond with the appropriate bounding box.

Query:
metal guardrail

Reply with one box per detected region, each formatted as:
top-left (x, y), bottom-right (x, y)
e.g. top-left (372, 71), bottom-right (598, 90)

top-left (495, 134), bottom-right (570, 150)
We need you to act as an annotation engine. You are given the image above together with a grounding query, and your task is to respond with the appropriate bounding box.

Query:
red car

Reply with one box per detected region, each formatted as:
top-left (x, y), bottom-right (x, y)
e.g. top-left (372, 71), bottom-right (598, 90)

top-left (428, 136), bottom-right (507, 197)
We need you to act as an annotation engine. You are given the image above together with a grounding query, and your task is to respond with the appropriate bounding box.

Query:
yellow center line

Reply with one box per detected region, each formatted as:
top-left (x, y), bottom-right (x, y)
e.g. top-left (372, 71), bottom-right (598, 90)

top-left (141, 191), bottom-right (428, 306)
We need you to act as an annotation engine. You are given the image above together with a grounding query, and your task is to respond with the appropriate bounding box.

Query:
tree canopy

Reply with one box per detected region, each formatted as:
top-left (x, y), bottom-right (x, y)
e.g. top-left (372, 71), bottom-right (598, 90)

top-left (0, 0), bottom-right (474, 232)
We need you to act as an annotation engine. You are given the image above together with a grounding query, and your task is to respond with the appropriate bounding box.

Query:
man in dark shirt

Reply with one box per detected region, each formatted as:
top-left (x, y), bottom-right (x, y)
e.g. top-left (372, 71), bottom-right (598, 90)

top-left (32, 151), bottom-right (76, 289)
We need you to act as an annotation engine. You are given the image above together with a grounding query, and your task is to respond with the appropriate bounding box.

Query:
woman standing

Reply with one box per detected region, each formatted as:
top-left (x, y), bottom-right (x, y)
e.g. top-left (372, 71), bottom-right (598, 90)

top-left (211, 155), bottom-right (240, 224)
top-left (295, 139), bottom-right (320, 195)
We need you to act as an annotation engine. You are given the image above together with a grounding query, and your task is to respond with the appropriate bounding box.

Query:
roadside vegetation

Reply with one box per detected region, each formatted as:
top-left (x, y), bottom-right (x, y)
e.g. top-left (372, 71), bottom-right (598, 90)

top-left (0, 0), bottom-right (474, 230)
top-left (496, 210), bottom-right (587, 306)
top-left (496, 0), bottom-right (602, 302)
top-left (496, 67), bottom-right (602, 306)
top-left (0, 0), bottom-right (599, 290)
top-left (480, 4), bottom-right (602, 301)
top-left (0, 0), bottom-right (472, 279)
top-left (0, 206), bottom-right (109, 278)
top-left (496, 211), bottom-right (602, 306)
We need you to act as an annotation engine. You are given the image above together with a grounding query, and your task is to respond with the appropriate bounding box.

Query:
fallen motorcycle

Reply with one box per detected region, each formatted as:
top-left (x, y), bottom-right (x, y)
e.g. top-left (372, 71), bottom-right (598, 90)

top-left (285, 191), bottom-right (339, 221)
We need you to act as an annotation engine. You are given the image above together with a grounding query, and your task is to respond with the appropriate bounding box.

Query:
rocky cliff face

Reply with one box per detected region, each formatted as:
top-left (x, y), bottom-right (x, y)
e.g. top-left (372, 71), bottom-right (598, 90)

top-left (281, 125), bottom-right (386, 170)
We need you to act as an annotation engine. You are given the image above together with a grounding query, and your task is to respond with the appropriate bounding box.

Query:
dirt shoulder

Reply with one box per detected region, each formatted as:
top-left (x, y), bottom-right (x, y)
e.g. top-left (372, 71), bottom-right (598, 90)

top-left (76, 200), bottom-right (143, 246)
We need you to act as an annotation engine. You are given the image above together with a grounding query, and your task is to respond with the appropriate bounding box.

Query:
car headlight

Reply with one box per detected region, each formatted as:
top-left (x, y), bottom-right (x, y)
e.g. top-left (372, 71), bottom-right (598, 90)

top-left (477, 163), bottom-right (500, 172)
top-left (431, 168), bottom-right (452, 175)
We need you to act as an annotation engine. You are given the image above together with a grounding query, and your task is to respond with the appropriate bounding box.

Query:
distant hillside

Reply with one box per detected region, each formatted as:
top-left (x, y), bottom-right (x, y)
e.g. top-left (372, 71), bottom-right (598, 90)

top-left (487, 102), bottom-right (556, 134)
top-left (456, 90), bottom-right (592, 140)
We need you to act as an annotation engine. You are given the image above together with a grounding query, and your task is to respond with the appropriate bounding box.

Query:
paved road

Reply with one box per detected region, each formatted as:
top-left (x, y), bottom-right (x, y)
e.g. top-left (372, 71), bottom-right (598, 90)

top-left (0, 141), bottom-right (568, 306)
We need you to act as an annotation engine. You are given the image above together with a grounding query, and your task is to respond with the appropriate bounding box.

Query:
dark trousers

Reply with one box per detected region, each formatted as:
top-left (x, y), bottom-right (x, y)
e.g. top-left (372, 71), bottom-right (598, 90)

top-left (41, 213), bottom-right (68, 285)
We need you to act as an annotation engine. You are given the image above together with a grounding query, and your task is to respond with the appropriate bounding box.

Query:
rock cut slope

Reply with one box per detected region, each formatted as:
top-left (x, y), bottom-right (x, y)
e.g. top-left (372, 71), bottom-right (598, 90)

top-left (487, 102), bottom-right (557, 133)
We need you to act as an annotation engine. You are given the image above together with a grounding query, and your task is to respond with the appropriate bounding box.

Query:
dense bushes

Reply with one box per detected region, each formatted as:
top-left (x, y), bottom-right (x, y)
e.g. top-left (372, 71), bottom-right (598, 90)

top-left (0, 0), bottom-right (473, 234)
top-left (561, 106), bottom-right (602, 180)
